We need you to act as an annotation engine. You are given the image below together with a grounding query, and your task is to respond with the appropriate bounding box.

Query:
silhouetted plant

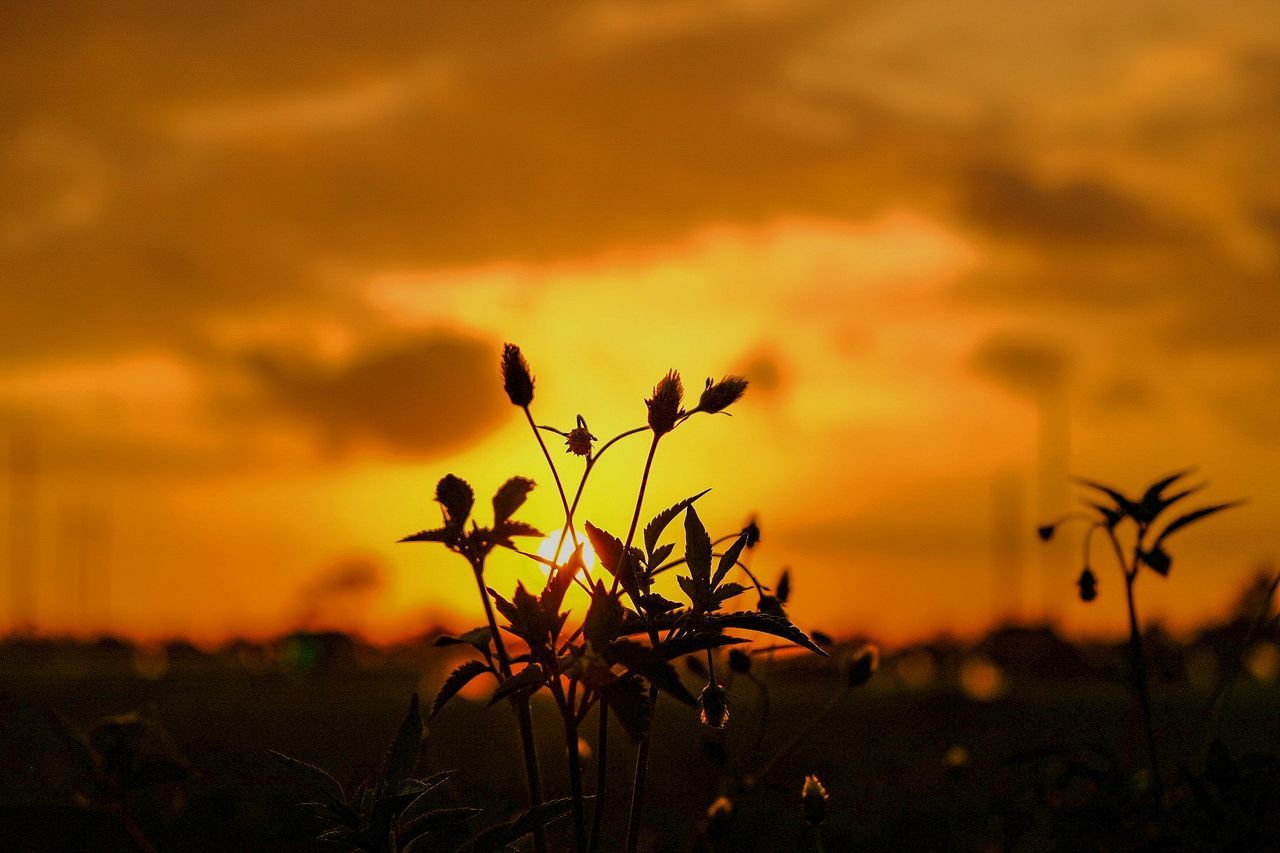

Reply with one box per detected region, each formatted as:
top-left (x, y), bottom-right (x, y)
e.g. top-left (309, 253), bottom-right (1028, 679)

top-left (269, 693), bottom-right (573, 852)
top-left (50, 709), bottom-right (190, 853)
top-left (1039, 469), bottom-right (1241, 800)
top-left (399, 345), bottom-right (828, 852)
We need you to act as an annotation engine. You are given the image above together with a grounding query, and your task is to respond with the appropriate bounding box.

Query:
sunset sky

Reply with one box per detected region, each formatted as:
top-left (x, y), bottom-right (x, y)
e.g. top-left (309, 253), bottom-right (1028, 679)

top-left (2, 1), bottom-right (1278, 645)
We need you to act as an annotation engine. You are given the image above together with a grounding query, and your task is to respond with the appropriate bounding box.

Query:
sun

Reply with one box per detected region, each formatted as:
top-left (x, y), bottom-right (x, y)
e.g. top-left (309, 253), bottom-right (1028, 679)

top-left (535, 532), bottom-right (597, 575)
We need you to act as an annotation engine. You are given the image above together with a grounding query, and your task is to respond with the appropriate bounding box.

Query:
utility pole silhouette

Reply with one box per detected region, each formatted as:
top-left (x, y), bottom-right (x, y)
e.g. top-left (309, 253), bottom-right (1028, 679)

top-left (7, 430), bottom-right (39, 636)
top-left (990, 470), bottom-right (1026, 625)
top-left (972, 338), bottom-right (1071, 625)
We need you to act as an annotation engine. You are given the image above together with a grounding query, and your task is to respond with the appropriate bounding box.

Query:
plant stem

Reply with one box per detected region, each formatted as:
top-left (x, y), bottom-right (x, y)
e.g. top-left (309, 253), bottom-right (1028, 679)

top-left (564, 712), bottom-right (587, 852)
top-left (524, 407), bottom-right (579, 549)
top-left (473, 565), bottom-right (548, 853)
top-left (620, 434), bottom-right (664, 853)
top-left (757, 685), bottom-right (849, 781)
top-left (588, 699), bottom-right (609, 853)
top-left (1123, 568), bottom-right (1162, 801)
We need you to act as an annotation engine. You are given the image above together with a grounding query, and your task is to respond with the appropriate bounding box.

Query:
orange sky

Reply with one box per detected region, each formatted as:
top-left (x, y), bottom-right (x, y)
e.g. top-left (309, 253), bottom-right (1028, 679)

top-left (2, 1), bottom-right (1279, 646)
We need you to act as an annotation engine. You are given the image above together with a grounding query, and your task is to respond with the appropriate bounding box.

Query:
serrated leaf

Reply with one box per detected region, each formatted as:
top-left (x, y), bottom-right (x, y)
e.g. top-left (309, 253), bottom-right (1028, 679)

top-left (649, 541), bottom-right (675, 569)
top-left (606, 640), bottom-right (695, 705)
top-left (711, 531), bottom-right (750, 590)
top-left (676, 575), bottom-right (702, 610)
top-left (643, 490), bottom-right (711, 560)
top-left (684, 505), bottom-right (713, 587)
top-left (711, 581), bottom-right (749, 608)
top-left (267, 750), bottom-right (346, 806)
top-left (382, 694), bottom-right (424, 790)
top-left (400, 806), bottom-right (481, 843)
top-left (492, 476), bottom-right (535, 524)
top-left (602, 676), bottom-right (651, 741)
top-left (638, 592), bottom-right (680, 614)
top-left (1155, 501), bottom-right (1243, 544)
top-left (472, 797), bottom-right (576, 852)
top-left (430, 661), bottom-right (494, 720)
top-left (488, 664), bottom-right (546, 706)
top-left (435, 475), bottom-right (474, 528)
top-left (584, 581), bottom-right (625, 649)
top-left (584, 521), bottom-right (624, 576)
top-left (433, 627), bottom-right (492, 654)
top-left (399, 527), bottom-right (453, 544)
top-left (711, 611), bottom-right (828, 656)
top-left (493, 520), bottom-right (544, 548)
top-left (658, 632), bottom-right (747, 661)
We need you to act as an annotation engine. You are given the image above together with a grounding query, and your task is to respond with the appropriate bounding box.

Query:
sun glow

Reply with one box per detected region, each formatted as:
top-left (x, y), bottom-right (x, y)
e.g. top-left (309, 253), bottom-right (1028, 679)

top-left (535, 532), bottom-right (597, 575)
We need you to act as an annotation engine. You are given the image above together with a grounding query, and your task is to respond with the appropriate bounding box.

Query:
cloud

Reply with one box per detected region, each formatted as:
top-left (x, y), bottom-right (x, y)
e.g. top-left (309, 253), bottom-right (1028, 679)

top-left (243, 330), bottom-right (506, 458)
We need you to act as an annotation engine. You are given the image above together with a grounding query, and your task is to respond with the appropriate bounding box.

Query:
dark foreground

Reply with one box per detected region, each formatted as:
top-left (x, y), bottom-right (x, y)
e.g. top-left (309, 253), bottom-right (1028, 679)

top-left (2, 632), bottom-right (1279, 852)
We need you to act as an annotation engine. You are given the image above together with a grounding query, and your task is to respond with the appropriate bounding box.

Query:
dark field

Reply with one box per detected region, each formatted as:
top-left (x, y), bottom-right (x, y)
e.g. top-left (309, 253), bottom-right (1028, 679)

top-left (4, 632), bottom-right (1279, 852)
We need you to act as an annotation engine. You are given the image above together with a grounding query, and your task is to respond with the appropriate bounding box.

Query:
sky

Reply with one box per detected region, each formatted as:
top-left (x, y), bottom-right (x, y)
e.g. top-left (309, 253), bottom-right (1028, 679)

top-left (1, 0), bottom-right (1278, 646)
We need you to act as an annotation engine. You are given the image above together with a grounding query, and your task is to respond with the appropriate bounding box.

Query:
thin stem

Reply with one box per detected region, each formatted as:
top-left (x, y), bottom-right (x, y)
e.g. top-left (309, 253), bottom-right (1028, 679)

top-left (524, 406), bottom-right (579, 549)
top-left (472, 564), bottom-right (547, 853)
top-left (555, 425), bottom-right (650, 567)
top-left (757, 685), bottom-right (850, 781)
top-left (564, 708), bottom-right (587, 852)
top-left (588, 699), bottom-right (609, 853)
top-left (747, 673), bottom-right (771, 769)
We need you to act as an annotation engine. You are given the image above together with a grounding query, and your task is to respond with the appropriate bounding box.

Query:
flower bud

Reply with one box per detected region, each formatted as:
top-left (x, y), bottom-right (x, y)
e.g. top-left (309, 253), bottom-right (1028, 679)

top-left (801, 774), bottom-right (828, 826)
top-left (1036, 524), bottom-right (1056, 542)
top-left (565, 426), bottom-right (595, 457)
top-left (1077, 567), bottom-right (1098, 602)
top-left (728, 648), bottom-right (751, 674)
top-left (847, 644), bottom-right (879, 688)
top-left (696, 375), bottom-right (748, 414)
top-left (501, 343), bottom-right (535, 407)
top-left (699, 681), bottom-right (729, 730)
top-left (646, 370), bottom-right (683, 436)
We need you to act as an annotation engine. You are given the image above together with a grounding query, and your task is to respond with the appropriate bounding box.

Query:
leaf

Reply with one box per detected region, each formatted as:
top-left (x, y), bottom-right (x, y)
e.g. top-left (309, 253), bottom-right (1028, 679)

top-left (676, 575), bottom-right (702, 610)
top-left (400, 806), bottom-right (481, 844)
top-left (606, 640), bottom-right (695, 705)
top-left (1139, 468), bottom-right (1195, 510)
top-left (584, 581), bottom-right (625, 649)
top-left (638, 592), bottom-right (680, 615)
top-left (1139, 546), bottom-right (1172, 577)
top-left (493, 520), bottom-right (544, 548)
top-left (398, 771), bottom-right (460, 823)
top-left (435, 475), bottom-right (475, 528)
top-left (488, 665), bottom-right (546, 706)
top-left (430, 661), bottom-right (494, 720)
top-left (602, 676), bottom-right (652, 741)
top-left (267, 750), bottom-right (346, 806)
top-left (684, 506), bottom-right (713, 587)
top-left (473, 798), bottom-right (577, 852)
top-left (398, 527), bottom-right (452, 544)
top-left (658, 632), bottom-right (747, 661)
top-left (711, 611), bottom-right (828, 656)
top-left (711, 581), bottom-right (749, 608)
top-left (433, 627), bottom-right (492, 654)
top-left (1155, 502), bottom-right (1243, 544)
top-left (711, 531), bottom-right (750, 590)
top-left (776, 569), bottom-right (791, 604)
top-left (649, 541), bottom-right (675, 569)
top-left (1077, 478), bottom-right (1136, 517)
top-left (382, 694), bottom-right (424, 790)
top-left (642, 489), bottom-right (711, 559)
top-left (492, 476), bottom-right (535, 524)
top-left (584, 521), bottom-right (625, 578)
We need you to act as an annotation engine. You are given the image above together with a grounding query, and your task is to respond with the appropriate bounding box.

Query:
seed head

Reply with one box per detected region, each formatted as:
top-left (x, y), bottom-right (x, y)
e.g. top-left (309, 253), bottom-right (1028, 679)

top-left (501, 343), bottom-right (535, 407)
top-left (1077, 567), bottom-right (1098, 602)
top-left (699, 681), bottom-right (730, 730)
top-left (728, 648), bottom-right (752, 674)
top-left (801, 774), bottom-right (829, 826)
top-left (1036, 524), bottom-right (1056, 542)
top-left (646, 370), bottom-right (684, 436)
top-left (743, 518), bottom-right (761, 549)
top-left (565, 426), bottom-right (595, 457)
top-left (696, 375), bottom-right (749, 414)
top-left (847, 644), bottom-right (879, 688)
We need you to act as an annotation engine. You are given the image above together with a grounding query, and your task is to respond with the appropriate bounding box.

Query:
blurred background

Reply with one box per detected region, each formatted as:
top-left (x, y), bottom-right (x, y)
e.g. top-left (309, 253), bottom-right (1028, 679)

top-left (2, 0), bottom-right (1279, 648)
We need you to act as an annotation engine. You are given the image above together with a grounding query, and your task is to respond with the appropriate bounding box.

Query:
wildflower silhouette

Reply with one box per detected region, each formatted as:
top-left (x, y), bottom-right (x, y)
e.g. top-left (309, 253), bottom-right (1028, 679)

top-left (1039, 468), bottom-right (1241, 799)
top-left (395, 344), bottom-right (827, 853)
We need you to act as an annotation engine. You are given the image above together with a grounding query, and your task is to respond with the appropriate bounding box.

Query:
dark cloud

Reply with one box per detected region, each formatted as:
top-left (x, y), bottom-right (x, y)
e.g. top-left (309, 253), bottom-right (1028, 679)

top-left (970, 335), bottom-right (1071, 399)
top-left (244, 330), bottom-right (507, 458)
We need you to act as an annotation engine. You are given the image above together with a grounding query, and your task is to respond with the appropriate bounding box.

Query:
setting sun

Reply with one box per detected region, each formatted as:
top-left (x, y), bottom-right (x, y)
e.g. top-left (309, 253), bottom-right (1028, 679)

top-left (535, 532), bottom-right (597, 576)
